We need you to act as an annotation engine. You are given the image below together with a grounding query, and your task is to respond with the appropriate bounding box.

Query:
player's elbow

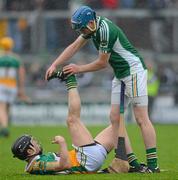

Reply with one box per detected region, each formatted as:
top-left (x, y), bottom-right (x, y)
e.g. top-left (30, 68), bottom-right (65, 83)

top-left (98, 61), bottom-right (107, 69)
top-left (64, 162), bottom-right (72, 169)
top-left (58, 161), bottom-right (71, 170)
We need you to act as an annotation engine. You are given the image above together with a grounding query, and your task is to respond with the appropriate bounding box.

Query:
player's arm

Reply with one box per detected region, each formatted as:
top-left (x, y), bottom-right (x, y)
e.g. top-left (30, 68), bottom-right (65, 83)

top-left (63, 52), bottom-right (110, 74)
top-left (63, 23), bottom-right (114, 74)
top-left (17, 64), bottom-right (31, 103)
top-left (27, 136), bottom-right (71, 175)
top-left (45, 36), bottom-right (87, 80)
top-left (53, 35), bottom-right (87, 66)
top-left (52, 136), bottom-right (71, 170)
top-left (18, 64), bottom-right (25, 95)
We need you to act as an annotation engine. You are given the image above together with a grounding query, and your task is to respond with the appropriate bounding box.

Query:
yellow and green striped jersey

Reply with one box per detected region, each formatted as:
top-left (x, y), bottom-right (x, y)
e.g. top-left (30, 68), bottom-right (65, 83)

top-left (0, 51), bottom-right (21, 88)
top-left (25, 150), bottom-right (88, 175)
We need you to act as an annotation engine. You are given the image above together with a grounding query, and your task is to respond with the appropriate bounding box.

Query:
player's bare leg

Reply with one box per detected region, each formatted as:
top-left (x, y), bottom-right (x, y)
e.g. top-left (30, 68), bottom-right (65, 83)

top-left (67, 85), bottom-right (95, 147)
top-left (94, 125), bottom-right (114, 152)
top-left (110, 104), bottom-right (144, 171)
top-left (0, 102), bottom-right (9, 137)
top-left (133, 105), bottom-right (159, 172)
top-left (134, 106), bottom-right (156, 148)
top-left (0, 103), bottom-right (8, 127)
top-left (110, 104), bottom-right (132, 152)
top-left (47, 70), bottom-right (94, 146)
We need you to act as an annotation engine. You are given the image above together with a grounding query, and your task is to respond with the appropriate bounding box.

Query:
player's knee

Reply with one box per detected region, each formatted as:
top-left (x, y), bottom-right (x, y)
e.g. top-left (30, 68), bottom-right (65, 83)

top-left (67, 115), bottom-right (78, 126)
top-left (67, 116), bottom-right (75, 125)
top-left (135, 116), bottom-right (150, 127)
top-left (110, 111), bottom-right (120, 124)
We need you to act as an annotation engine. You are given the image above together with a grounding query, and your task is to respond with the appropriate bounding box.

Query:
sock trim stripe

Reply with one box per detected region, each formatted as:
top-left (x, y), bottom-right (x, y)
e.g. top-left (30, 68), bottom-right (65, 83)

top-left (147, 152), bottom-right (156, 155)
top-left (66, 84), bottom-right (77, 87)
top-left (67, 85), bottom-right (77, 88)
top-left (128, 157), bottom-right (137, 163)
top-left (147, 154), bottom-right (157, 158)
top-left (128, 158), bottom-right (137, 163)
top-left (67, 86), bottom-right (77, 90)
top-left (66, 82), bottom-right (77, 85)
top-left (66, 79), bottom-right (77, 83)
top-left (147, 155), bottom-right (158, 159)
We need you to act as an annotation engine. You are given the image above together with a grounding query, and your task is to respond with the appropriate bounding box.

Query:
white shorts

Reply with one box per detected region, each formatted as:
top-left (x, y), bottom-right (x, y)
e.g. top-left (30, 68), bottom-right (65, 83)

top-left (73, 143), bottom-right (107, 172)
top-left (0, 85), bottom-right (17, 104)
top-left (111, 70), bottom-right (148, 107)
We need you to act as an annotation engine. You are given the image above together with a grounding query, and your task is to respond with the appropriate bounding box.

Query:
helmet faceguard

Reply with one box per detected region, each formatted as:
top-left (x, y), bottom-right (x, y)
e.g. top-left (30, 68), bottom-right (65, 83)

top-left (11, 135), bottom-right (43, 161)
top-left (71, 6), bottom-right (96, 32)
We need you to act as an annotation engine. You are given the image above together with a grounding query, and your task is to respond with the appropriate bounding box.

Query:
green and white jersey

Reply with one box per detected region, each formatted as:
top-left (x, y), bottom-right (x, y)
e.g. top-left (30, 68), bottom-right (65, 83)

top-left (83, 16), bottom-right (146, 79)
top-left (25, 151), bottom-right (87, 175)
top-left (25, 152), bottom-right (60, 175)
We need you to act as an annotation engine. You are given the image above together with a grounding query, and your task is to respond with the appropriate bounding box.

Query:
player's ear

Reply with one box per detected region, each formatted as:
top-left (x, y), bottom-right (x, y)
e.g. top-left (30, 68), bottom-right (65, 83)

top-left (27, 148), bottom-right (34, 155)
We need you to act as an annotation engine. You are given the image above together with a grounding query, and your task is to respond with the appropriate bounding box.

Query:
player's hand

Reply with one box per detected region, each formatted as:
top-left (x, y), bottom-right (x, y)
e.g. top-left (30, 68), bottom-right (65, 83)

top-left (18, 91), bottom-right (32, 104)
top-left (52, 136), bottom-right (65, 144)
top-left (63, 64), bottom-right (80, 75)
top-left (45, 64), bottom-right (57, 81)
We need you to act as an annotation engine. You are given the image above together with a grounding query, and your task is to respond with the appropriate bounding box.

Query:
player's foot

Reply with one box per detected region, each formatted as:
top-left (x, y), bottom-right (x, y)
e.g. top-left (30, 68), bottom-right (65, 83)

top-left (129, 163), bottom-right (160, 173)
top-left (47, 70), bottom-right (68, 81)
top-left (97, 168), bottom-right (110, 174)
top-left (146, 167), bottom-right (160, 173)
top-left (129, 163), bottom-right (149, 173)
top-left (0, 128), bottom-right (10, 137)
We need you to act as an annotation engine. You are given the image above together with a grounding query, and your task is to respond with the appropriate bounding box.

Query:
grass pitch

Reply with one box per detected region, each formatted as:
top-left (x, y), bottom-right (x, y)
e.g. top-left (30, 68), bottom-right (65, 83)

top-left (0, 124), bottom-right (178, 180)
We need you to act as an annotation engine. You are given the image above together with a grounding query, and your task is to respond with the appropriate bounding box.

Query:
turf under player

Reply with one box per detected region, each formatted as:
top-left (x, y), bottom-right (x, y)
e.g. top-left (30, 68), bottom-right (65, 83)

top-left (11, 73), bottom-right (115, 175)
top-left (45, 6), bottom-right (159, 172)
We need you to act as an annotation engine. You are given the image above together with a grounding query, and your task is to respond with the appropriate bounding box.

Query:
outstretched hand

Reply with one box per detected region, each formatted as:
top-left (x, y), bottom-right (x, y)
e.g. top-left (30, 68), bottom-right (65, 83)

top-left (18, 91), bottom-right (32, 104)
top-left (45, 64), bottom-right (57, 81)
top-left (63, 64), bottom-right (80, 75)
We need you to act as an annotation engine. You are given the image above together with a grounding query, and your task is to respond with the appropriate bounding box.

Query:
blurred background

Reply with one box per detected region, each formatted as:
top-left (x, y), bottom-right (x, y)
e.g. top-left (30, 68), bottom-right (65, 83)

top-left (0, 0), bottom-right (178, 125)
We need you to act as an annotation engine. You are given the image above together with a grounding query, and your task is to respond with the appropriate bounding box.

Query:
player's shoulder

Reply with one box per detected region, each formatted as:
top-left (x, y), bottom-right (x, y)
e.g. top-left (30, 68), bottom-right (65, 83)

top-left (8, 52), bottom-right (21, 61)
top-left (25, 155), bottom-right (40, 173)
top-left (98, 16), bottom-right (114, 28)
top-left (98, 16), bottom-right (118, 35)
top-left (0, 51), bottom-right (22, 62)
top-left (40, 152), bottom-right (60, 162)
top-left (25, 153), bottom-right (60, 174)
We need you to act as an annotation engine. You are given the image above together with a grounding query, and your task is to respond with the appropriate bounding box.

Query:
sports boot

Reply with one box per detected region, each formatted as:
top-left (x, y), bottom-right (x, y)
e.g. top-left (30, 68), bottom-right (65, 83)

top-left (47, 70), bottom-right (68, 81)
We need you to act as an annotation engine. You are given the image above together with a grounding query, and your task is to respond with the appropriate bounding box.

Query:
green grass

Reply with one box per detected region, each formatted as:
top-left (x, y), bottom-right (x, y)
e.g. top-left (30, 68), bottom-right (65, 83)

top-left (0, 124), bottom-right (178, 180)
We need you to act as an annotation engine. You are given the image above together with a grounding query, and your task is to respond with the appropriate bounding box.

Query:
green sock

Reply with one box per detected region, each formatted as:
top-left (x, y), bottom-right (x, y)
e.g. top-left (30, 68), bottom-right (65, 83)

top-left (146, 147), bottom-right (158, 170)
top-left (127, 153), bottom-right (140, 168)
top-left (0, 128), bottom-right (9, 137)
top-left (65, 75), bottom-right (77, 90)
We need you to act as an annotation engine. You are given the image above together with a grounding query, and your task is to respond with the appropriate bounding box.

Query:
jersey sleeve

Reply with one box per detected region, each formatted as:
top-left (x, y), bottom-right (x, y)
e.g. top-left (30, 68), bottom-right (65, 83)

top-left (27, 160), bottom-right (61, 175)
top-left (26, 153), bottom-right (61, 175)
top-left (98, 21), bottom-right (115, 54)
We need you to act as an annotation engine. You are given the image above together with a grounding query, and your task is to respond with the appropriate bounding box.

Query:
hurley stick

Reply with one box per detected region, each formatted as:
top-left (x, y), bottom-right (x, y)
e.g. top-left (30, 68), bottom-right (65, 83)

top-left (108, 81), bottom-right (129, 173)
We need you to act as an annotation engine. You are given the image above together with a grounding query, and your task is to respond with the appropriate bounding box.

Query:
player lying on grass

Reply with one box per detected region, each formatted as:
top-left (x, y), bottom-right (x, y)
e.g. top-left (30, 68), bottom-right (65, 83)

top-left (11, 73), bottom-right (116, 175)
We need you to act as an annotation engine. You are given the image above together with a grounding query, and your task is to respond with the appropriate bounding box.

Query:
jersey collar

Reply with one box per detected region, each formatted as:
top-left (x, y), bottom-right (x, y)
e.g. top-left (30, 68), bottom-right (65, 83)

top-left (25, 155), bottom-right (40, 172)
top-left (96, 16), bottom-right (101, 31)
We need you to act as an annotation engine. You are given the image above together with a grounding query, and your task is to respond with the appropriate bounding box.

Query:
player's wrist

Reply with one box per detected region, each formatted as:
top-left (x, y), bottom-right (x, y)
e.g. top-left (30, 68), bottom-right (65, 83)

top-left (78, 65), bottom-right (83, 73)
top-left (52, 63), bottom-right (58, 69)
